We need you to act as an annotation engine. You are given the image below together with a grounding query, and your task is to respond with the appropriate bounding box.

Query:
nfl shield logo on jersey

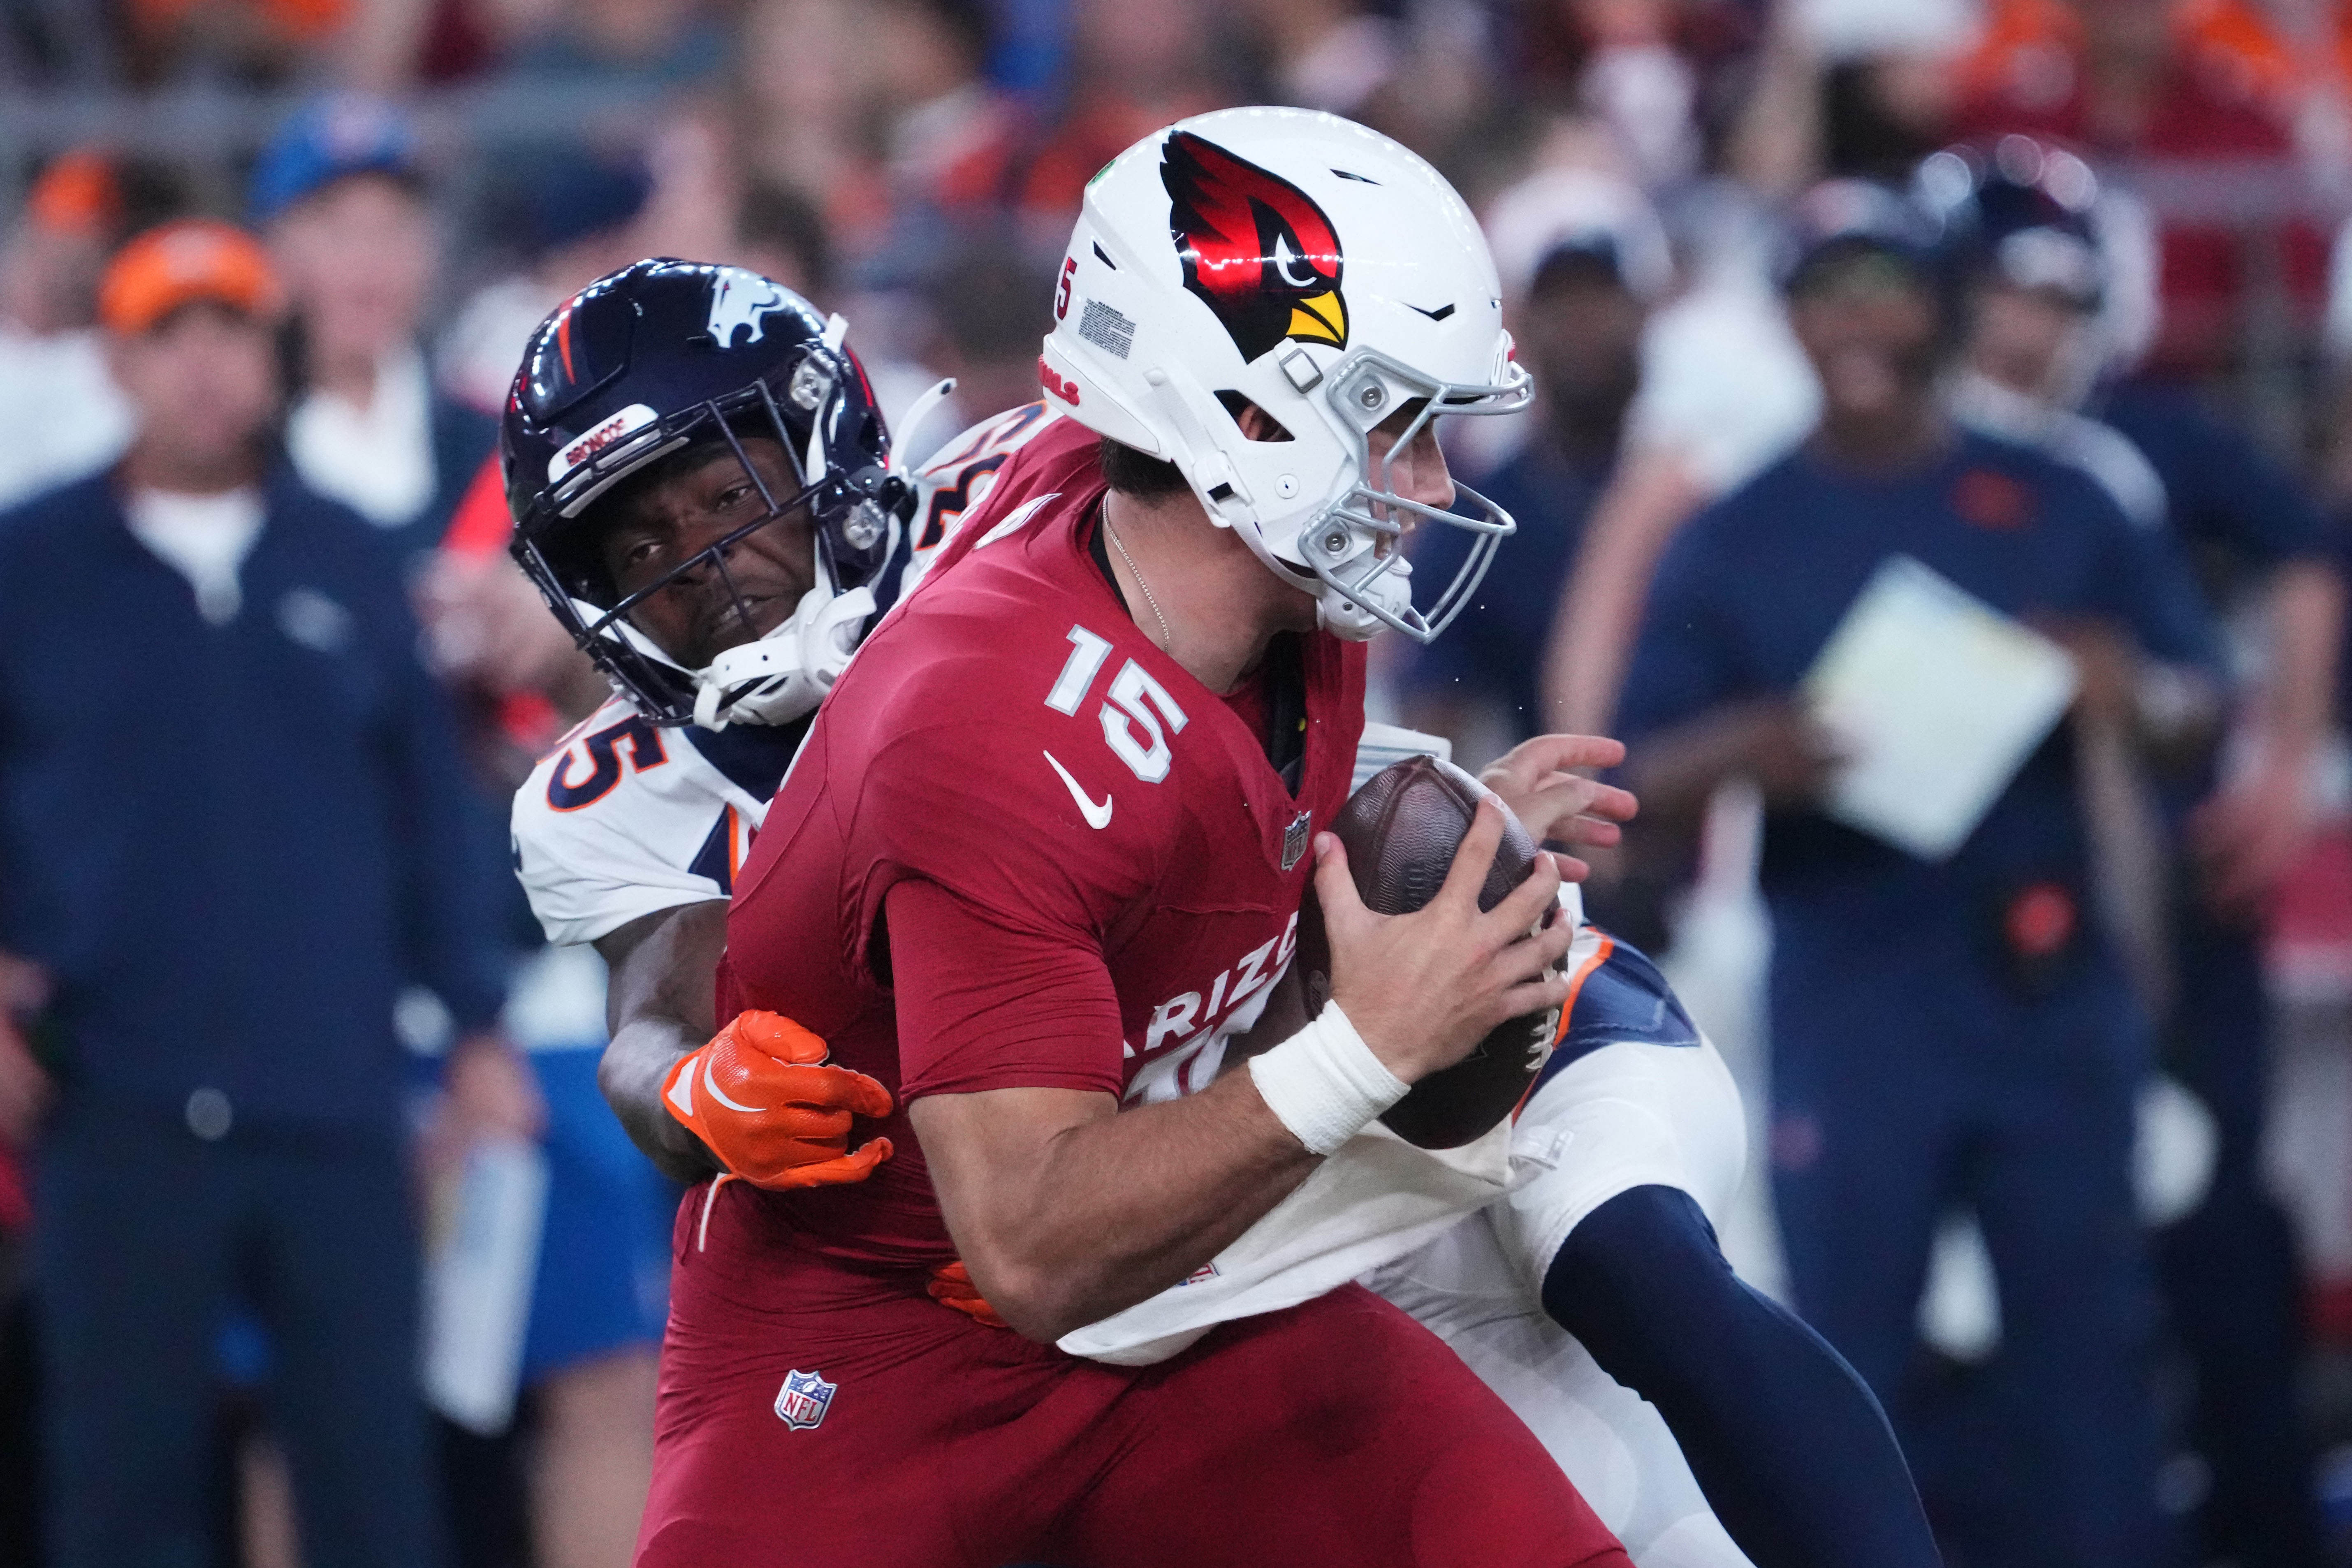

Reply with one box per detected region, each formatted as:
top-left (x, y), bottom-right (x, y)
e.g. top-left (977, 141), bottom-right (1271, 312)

top-left (774, 1369), bottom-right (837, 1430)
top-left (1281, 811), bottom-right (1312, 871)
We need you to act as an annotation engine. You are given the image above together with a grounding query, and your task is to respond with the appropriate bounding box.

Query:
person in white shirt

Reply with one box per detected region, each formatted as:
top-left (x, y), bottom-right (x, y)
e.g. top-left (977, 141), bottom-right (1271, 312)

top-left (254, 96), bottom-right (499, 564)
top-left (0, 149), bottom-right (134, 512)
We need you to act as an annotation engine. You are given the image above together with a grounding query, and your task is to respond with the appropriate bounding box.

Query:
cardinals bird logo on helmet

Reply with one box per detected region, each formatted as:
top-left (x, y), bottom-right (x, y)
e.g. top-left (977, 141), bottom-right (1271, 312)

top-left (1043, 108), bottom-right (1529, 645)
top-left (1162, 131), bottom-right (1349, 362)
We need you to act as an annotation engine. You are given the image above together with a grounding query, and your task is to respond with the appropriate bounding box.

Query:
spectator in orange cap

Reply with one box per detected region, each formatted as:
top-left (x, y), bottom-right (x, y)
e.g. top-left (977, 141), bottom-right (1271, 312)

top-left (0, 151), bottom-right (134, 510)
top-left (96, 219), bottom-right (288, 456)
top-left (0, 217), bottom-right (538, 1568)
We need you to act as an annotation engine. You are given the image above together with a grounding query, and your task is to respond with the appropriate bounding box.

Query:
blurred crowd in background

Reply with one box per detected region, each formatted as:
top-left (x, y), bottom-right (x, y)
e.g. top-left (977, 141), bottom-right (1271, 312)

top-left (10, 0), bottom-right (2352, 1566)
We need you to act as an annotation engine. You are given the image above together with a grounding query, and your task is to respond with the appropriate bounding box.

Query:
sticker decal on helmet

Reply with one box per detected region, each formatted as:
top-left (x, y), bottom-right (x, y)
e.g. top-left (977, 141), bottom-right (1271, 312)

top-left (547, 402), bottom-right (657, 484)
top-left (706, 266), bottom-right (796, 350)
top-left (1038, 356), bottom-right (1082, 406)
top-left (1161, 130), bottom-right (1348, 362)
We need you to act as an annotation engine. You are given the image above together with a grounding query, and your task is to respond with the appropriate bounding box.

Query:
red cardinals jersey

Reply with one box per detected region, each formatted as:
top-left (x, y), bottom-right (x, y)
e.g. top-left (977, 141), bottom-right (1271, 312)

top-left (723, 414), bottom-right (1366, 1267)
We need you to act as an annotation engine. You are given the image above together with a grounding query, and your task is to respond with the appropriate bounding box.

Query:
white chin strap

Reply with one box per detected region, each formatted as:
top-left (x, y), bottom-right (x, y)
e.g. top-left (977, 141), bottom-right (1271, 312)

top-left (1313, 556), bottom-right (1412, 642)
top-left (1230, 507), bottom-right (1414, 645)
top-left (691, 579), bottom-right (876, 730)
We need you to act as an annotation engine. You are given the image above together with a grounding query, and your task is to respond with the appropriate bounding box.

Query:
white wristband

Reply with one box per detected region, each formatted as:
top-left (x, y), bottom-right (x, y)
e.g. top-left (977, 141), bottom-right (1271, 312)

top-left (1246, 1001), bottom-right (1409, 1156)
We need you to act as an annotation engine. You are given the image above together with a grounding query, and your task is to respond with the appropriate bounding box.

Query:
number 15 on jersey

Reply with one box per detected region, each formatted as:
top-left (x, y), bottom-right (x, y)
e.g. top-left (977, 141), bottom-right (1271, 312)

top-left (1044, 625), bottom-right (1189, 784)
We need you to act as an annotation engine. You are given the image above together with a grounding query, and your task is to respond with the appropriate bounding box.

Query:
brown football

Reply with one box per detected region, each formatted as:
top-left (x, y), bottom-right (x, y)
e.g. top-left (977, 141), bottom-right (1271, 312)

top-left (1291, 754), bottom-right (1564, 1149)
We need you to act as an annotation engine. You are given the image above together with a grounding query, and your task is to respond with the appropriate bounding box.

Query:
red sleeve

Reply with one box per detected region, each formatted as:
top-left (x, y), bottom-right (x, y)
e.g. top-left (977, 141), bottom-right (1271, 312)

top-left (439, 455), bottom-right (512, 557)
top-left (885, 877), bottom-right (1125, 1102)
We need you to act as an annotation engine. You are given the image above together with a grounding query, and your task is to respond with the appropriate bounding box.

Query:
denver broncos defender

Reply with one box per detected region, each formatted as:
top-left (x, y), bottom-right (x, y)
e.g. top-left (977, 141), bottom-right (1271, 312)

top-left (505, 259), bottom-right (936, 1188)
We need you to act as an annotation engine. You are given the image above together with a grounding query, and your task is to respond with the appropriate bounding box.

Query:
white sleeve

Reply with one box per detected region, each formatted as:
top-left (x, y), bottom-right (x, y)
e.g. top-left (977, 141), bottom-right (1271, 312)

top-left (1057, 1113), bottom-right (1526, 1365)
top-left (510, 725), bottom-right (739, 947)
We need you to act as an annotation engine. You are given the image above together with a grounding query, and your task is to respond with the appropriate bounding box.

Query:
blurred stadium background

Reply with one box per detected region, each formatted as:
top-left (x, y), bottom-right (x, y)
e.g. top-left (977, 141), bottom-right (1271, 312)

top-left (9, 0), bottom-right (2352, 1566)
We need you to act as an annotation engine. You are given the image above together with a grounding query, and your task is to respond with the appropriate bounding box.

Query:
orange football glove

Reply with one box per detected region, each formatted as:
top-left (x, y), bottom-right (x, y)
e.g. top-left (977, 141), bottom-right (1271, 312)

top-left (926, 1260), bottom-right (1009, 1329)
top-left (661, 1011), bottom-right (894, 1190)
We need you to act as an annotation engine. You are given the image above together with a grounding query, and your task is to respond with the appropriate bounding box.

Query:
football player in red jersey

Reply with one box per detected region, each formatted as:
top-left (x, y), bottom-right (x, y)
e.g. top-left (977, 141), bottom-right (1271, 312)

top-left (640, 109), bottom-right (1640, 1567)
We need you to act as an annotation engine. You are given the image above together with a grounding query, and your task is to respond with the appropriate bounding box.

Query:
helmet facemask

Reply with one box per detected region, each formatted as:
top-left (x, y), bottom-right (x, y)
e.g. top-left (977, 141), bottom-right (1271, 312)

top-left (512, 336), bottom-right (900, 728)
top-left (1285, 347), bottom-right (1531, 642)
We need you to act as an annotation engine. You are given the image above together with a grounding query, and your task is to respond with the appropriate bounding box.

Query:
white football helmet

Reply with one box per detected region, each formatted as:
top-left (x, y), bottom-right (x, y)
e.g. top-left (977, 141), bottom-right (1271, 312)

top-left (1040, 107), bottom-right (1532, 642)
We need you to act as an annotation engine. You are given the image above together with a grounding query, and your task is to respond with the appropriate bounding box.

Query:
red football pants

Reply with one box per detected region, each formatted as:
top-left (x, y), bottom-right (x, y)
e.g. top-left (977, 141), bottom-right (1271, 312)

top-left (636, 1179), bottom-right (1629, 1568)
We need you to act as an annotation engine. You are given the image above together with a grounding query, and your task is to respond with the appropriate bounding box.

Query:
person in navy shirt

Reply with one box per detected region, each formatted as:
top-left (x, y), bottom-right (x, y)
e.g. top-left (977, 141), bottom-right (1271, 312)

top-left (1933, 138), bottom-right (2343, 1568)
top-left (1616, 197), bottom-right (2223, 1568)
top-left (1393, 217), bottom-right (1653, 747)
top-left (0, 221), bottom-right (536, 1568)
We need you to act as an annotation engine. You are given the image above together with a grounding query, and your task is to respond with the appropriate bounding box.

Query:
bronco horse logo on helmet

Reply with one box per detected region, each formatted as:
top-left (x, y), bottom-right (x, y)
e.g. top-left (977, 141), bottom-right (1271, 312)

top-left (705, 266), bottom-right (797, 350)
top-left (1161, 130), bottom-right (1349, 362)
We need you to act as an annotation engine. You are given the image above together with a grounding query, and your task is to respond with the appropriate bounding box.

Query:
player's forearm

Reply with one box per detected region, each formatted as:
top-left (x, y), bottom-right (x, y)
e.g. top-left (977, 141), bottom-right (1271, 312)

top-left (598, 1015), bottom-right (720, 1185)
top-left (2258, 560), bottom-right (2344, 755)
top-left (911, 1070), bottom-right (1320, 1342)
top-left (594, 903), bottom-right (726, 1186)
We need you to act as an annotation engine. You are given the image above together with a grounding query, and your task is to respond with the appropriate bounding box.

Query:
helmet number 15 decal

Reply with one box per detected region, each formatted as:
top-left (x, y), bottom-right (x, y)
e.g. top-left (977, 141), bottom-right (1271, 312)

top-left (1056, 256), bottom-right (1077, 321)
top-left (1044, 625), bottom-right (1190, 784)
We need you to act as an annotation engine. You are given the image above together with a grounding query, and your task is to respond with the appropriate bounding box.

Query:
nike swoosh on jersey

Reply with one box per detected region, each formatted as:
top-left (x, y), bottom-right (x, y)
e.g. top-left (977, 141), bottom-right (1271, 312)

top-left (1043, 749), bottom-right (1113, 829)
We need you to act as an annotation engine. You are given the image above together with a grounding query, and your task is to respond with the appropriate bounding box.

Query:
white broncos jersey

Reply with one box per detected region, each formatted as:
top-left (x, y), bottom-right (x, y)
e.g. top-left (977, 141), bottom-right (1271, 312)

top-left (512, 402), bottom-right (1062, 947)
top-left (894, 398), bottom-right (1061, 595)
top-left (514, 699), bottom-right (799, 946)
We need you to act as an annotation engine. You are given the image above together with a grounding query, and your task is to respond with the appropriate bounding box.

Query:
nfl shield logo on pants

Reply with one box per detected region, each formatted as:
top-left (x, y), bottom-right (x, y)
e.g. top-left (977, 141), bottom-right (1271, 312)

top-left (774, 1369), bottom-right (836, 1430)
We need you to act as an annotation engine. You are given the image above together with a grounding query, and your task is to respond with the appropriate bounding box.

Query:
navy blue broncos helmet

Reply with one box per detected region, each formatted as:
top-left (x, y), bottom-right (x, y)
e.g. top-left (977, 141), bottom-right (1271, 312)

top-left (503, 258), bottom-right (908, 727)
top-left (1778, 178), bottom-right (1946, 300)
top-left (1914, 135), bottom-right (2107, 313)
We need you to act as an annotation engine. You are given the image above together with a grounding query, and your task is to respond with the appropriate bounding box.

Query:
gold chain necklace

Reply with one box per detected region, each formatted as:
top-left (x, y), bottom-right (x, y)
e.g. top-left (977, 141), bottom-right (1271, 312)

top-left (1102, 507), bottom-right (1175, 652)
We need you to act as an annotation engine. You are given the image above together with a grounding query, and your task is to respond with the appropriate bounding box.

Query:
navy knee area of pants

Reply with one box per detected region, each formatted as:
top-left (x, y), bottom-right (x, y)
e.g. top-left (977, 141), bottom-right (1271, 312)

top-left (2159, 913), bottom-right (2322, 1564)
top-left (35, 1102), bottom-right (444, 1568)
top-left (1542, 1184), bottom-right (1939, 1568)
